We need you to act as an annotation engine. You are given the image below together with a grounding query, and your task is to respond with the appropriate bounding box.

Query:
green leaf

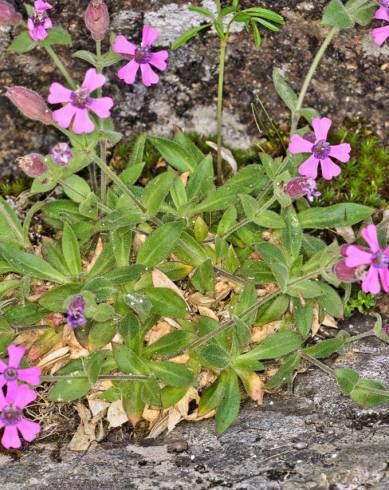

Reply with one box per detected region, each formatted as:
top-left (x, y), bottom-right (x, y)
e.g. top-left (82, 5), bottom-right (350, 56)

top-left (161, 386), bottom-right (188, 408)
top-left (0, 197), bottom-right (23, 244)
top-left (272, 68), bottom-right (298, 111)
top-left (72, 50), bottom-right (98, 66)
top-left (121, 381), bottom-right (145, 425)
top-left (141, 380), bottom-right (162, 406)
top-left (186, 154), bottom-right (214, 201)
top-left (196, 343), bottom-right (230, 369)
top-left (239, 260), bottom-right (274, 284)
top-left (5, 303), bottom-right (48, 325)
top-left (293, 298), bottom-right (313, 338)
top-left (217, 206), bottom-right (237, 236)
top-left (173, 231), bottom-right (210, 267)
top-left (171, 23), bottom-right (212, 50)
top-left (143, 172), bottom-right (177, 216)
top-left (8, 31), bottom-right (36, 53)
top-left (282, 207), bottom-right (302, 261)
top-left (88, 321), bottom-right (116, 351)
top-left (256, 294), bottom-right (290, 326)
top-left (39, 283), bottom-right (81, 312)
top-left (137, 221), bottom-right (184, 267)
top-left (48, 375), bottom-right (91, 402)
top-left (256, 242), bottom-right (289, 291)
top-left (198, 377), bottom-right (224, 416)
top-left (191, 259), bottom-right (214, 293)
top-left (148, 361), bottom-right (194, 387)
top-left (171, 177), bottom-right (188, 210)
top-left (143, 287), bottom-right (188, 318)
top-left (79, 192), bottom-right (98, 220)
top-left (62, 223), bottom-right (81, 275)
top-left (335, 367), bottom-right (360, 395)
top-left (298, 204), bottom-right (374, 229)
top-left (240, 331), bottom-right (303, 361)
top-left (112, 343), bottom-right (146, 374)
top-left (240, 194), bottom-right (285, 228)
top-left (303, 338), bottom-right (345, 358)
top-left (0, 244), bottom-right (68, 284)
top-left (128, 133), bottom-right (147, 167)
top-left (215, 370), bottom-right (241, 434)
top-left (189, 6), bottom-right (214, 17)
top-left (62, 175), bottom-right (91, 203)
top-left (40, 26), bottom-right (72, 46)
top-left (266, 352), bottom-right (301, 390)
top-left (105, 265), bottom-right (145, 285)
top-left (287, 280), bottom-right (324, 299)
top-left (322, 0), bottom-right (375, 28)
top-left (317, 282), bottom-right (344, 318)
top-left (99, 49), bottom-right (123, 68)
top-left (0, 279), bottom-right (19, 300)
top-left (144, 330), bottom-right (194, 357)
top-left (350, 378), bottom-right (389, 407)
top-left (148, 136), bottom-right (197, 172)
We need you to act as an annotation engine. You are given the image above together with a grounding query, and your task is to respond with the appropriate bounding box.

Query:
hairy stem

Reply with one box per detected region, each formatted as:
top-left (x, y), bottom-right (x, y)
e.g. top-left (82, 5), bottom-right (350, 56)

top-left (290, 26), bottom-right (338, 135)
top-left (45, 46), bottom-right (76, 89)
top-left (301, 352), bottom-right (335, 377)
top-left (216, 38), bottom-right (228, 185)
top-left (41, 374), bottom-right (149, 382)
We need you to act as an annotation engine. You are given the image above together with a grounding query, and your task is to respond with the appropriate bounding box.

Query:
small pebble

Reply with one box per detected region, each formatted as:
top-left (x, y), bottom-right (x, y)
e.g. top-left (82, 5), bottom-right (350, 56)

top-left (293, 442), bottom-right (308, 450)
top-left (167, 440), bottom-right (189, 453)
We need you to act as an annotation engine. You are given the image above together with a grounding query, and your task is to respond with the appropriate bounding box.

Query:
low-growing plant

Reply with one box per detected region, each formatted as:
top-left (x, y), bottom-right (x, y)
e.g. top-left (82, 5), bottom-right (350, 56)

top-left (0, 0), bottom-right (388, 449)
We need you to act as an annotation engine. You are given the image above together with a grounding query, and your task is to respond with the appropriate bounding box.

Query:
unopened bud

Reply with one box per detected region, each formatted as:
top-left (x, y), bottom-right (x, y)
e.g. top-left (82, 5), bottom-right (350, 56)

top-left (51, 142), bottom-right (73, 166)
top-left (5, 86), bottom-right (52, 124)
top-left (84, 0), bottom-right (109, 41)
top-left (0, 0), bottom-right (21, 25)
top-left (284, 177), bottom-right (320, 202)
top-left (18, 153), bottom-right (48, 177)
top-left (333, 260), bottom-right (357, 282)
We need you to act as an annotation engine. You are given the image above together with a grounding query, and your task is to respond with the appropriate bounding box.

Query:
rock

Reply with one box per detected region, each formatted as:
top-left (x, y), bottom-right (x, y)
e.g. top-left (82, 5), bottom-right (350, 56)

top-left (0, 314), bottom-right (388, 489)
top-left (0, 1), bottom-right (388, 176)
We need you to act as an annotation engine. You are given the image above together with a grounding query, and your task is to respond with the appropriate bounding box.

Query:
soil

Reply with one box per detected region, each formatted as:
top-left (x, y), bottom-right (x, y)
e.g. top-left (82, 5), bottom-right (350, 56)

top-left (0, 1), bottom-right (388, 177)
top-left (1, 313), bottom-right (388, 489)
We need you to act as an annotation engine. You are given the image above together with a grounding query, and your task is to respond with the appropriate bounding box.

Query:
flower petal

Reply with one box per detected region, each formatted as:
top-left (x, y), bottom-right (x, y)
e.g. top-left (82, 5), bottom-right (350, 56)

top-left (7, 384), bottom-right (37, 409)
top-left (149, 50), bottom-right (168, 71)
top-left (362, 266), bottom-right (381, 295)
top-left (72, 108), bottom-right (95, 134)
top-left (379, 268), bottom-right (389, 293)
top-left (118, 60), bottom-right (139, 84)
top-left (298, 154), bottom-right (319, 179)
top-left (312, 117), bottom-right (332, 141)
top-left (34, 0), bottom-right (52, 12)
top-left (329, 143), bottom-right (351, 163)
top-left (88, 97), bottom-right (113, 118)
top-left (44, 17), bottom-right (52, 29)
top-left (140, 63), bottom-right (160, 86)
top-left (142, 25), bottom-right (159, 46)
top-left (52, 103), bottom-right (77, 129)
top-left (7, 344), bottom-right (25, 368)
top-left (361, 224), bottom-right (380, 253)
top-left (18, 367), bottom-right (41, 386)
top-left (48, 82), bottom-right (72, 104)
top-left (320, 157), bottom-right (341, 180)
top-left (345, 245), bottom-right (373, 267)
top-left (0, 359), bottom-right (7, 372)
top-left (82, 68), bottom-right (106, 93)
top-left (0, 388), bottom-right (6, 410)
top-left (288, 134), bottom-right (313, 154)
top-left (375, 6), bottom-right (389, 22)
top-left (112, 35), bottom-right (136, 55)
top-left (372, 25), bottom-right (389, 46)
top-left (2, 426), bottom-right (21, 449)
top-left (17, 418), bottom-right (40, 442)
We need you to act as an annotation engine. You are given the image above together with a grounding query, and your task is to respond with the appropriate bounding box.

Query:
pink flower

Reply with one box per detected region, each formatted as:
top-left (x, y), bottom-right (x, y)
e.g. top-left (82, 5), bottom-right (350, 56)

top-left (27, 0), bottom-right (53, 41)
top-left (372, 2), bottom-right (389, 46)
top-left (345, 224), bottom-right (389, 295)
top-left (0, 384), bottom-right (40, 449)
top-left (288, 117), bottom-right (351, 180)
top-left (51, 142), bottom-right (73, 166)
top-left (0, 345), bottom-right (41, 388)
top-left (284, 176), bottom-right (321, 202)
top-left (112, 25), bottom-right (168, 87)
top-left (48, 68), bottom-right (114, 134)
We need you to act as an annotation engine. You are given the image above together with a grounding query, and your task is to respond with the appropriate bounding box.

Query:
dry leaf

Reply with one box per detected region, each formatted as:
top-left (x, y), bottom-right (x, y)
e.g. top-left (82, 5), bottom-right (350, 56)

top-left (335, 226), bottom-right (355, 243)
top-left (63, 324), bottom-right (89, 359)
top-left (311, 303), bottom-right (321, 337)
top-left (206, 141), bottom-right (237, 173)
top-left (251, 321), bottom-right (280, 343)
top-left (107, 400), bottom-right (128, 428)
top-left (37, 346), bottom-right (69, 369)
top-left (179, 171), bottom-right (189, 185)
top-left (86, 237), bottom-right (104, 273)
top-left (188, 292), bottom-right (215, 307)
top-left (152, 269), bottom-right (186, 301)
top-left (197, 306), bottom-right (219, 321)
top-left (322, 314), bottom-right (338, 329)
top-left (145, 320), bottom-right (172, 345)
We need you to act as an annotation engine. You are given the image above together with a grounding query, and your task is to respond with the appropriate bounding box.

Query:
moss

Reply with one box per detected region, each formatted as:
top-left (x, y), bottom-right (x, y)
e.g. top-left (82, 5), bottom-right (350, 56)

top-left (0, 177), bottom-right (29, 197)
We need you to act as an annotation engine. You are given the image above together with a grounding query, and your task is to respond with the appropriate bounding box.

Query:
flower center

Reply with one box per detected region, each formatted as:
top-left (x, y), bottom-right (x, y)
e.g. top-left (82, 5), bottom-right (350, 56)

top-left (312, 140), bottom-right (331, 159)
top-left (71, 87), bottom-right (90, 108)
top-left (373, 251), bottom-right (389, 269)
top-left (32, 12), bottom-right (47, 26)
top-left (380, 0), bottom-right (389, 10)
top-left (134, 46), bottom-right (152, 64)
top-left (1, 404), bottom-right (23, 426)
top-left (3, 367), bottom-right (18, 381)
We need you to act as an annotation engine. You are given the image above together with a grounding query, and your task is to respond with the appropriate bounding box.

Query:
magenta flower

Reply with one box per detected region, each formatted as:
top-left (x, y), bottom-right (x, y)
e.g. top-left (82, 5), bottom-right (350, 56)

top-left (48, 68), bottom-right (113, 134)
top-left (112, 26), bottom-right (168, 87)
top-left (0, 345), bottom-right (41, 389)
top-left (284, 176), bottom-right (321, 202)
top-left (67, 295), bottom-right (87, 330)
top-left (27, 0), bottom-right (53, 41)
top-left (51, 142), bottom-right (73, 166)
top-left (345, 224), bottom-right (389, 295)
top-left (0, 383), bottom-right (40, 449)
top-left (372, 1), bottom-right (389, 46)
top-left (288, 117), bottom-right (351, 180)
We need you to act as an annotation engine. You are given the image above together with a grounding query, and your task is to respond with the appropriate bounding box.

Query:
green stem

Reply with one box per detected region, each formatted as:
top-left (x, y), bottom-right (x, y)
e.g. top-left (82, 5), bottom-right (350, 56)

top-left (22, 201), bottom-right (46, 248)
top-left (45, 46), bottom-right (76, 89)
top-left (345, 330), bottom-right (375, 343)
top-left (290, 26), bottom-right (338, 135)
top-left (216, 38), bottom-right (228, 185)
top-left (301, 353), bottom-right (335, 377)
top-left (99, 139), bottom-right (108, 203)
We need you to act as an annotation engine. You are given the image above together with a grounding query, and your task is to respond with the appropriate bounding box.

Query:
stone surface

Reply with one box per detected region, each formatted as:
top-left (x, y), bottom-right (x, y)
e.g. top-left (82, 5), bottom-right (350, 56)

top-left (0, 1), bottom-right (388, 176)
top-left (1, 314), bottom-right (389, 489)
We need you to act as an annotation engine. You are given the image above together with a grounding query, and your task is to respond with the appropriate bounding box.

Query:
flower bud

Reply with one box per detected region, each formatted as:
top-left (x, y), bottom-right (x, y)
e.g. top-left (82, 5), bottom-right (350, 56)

top-left (0, 0), bottom-right (21, 25)
top-left (333, 259), bottom-right (357, 282)
top-left (5, 86), bottom-right (52, 125)
top-left (284, 177), bottom-right (320, 202)
top-left (18, 153), bottom-right (48, 177)
top-left (84, 0), bottom-right (109, 41)
top-left (51, 142), bottom-right (73, 166)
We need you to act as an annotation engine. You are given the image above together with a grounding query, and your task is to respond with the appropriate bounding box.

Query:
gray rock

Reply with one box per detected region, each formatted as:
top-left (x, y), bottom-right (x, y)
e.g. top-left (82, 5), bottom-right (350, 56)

top-left (0, 1), bottom-right (388, 176)
top-left (1, 314), bottom-right (388, 489)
